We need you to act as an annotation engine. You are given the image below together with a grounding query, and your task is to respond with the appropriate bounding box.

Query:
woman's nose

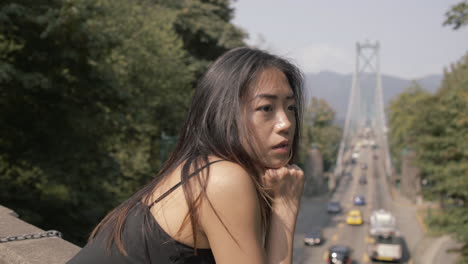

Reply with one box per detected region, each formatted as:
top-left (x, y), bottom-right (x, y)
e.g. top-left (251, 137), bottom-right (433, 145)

top-left (275, 111), bottom-right (293, 133)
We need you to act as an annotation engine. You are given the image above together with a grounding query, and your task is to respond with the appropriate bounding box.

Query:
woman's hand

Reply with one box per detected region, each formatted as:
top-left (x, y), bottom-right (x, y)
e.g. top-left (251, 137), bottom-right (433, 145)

top-left (263, 164), bottom-right (305, 207)
top-left (263, 165), bottom-right (304, 264)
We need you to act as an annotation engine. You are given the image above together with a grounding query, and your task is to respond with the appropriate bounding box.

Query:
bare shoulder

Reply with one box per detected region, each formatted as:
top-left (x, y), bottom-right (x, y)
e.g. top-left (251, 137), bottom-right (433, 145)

top-left (205, 159), bottom-right (256, 195)
top-left (200, 158), bottom-right (261, 222)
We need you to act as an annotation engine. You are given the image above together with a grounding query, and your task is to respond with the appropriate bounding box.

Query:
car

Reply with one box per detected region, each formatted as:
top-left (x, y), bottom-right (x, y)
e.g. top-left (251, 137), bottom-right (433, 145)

top-left (353, 195), bottom-right (366, 206)
top-left (359, 176), bottom-right (367, 185)
top-left (346, 209), bottom-right (363, 225)
top-left (304, 230), bottom-right (323, 246)
top-left (326, 245), bottom-right (353, 264)
top-left (327, 201), bottom-right (342, 214)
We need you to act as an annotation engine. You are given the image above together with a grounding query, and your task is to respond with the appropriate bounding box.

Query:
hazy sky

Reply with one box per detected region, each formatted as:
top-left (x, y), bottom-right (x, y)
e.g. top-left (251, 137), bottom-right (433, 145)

top-left (231, 0), bottom-right (468, 79)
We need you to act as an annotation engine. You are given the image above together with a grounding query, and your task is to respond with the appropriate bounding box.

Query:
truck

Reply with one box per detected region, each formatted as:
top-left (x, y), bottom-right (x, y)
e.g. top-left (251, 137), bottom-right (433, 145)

top-left (369, 235), bottom-right (403, 263)
top-left (368, 209), bottom-right (403, 263)
top-left (370, 209), bottom-right (399, 237)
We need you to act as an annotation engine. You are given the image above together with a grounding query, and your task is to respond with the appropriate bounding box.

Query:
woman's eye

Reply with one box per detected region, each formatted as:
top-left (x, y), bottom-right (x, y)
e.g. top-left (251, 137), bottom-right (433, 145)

top-left (288, 105), bottom-right (297, 112)
top-left (257, 105), bottom-right (273, 112)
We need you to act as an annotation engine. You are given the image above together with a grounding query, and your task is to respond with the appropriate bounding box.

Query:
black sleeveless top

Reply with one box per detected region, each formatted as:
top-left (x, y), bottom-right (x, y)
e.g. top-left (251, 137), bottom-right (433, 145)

top-left (67, 160), bottom-right (223, 264)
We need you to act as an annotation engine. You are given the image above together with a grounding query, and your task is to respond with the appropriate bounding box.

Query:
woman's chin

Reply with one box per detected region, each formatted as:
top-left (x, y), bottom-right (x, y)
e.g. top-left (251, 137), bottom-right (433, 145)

top-left (264, 158), bottom-right (289, 169)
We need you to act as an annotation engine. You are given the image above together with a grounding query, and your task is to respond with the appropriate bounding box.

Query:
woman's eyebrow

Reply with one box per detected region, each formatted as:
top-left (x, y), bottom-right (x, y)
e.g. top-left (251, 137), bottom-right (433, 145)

top-left (254, 94), bottom-right (295, 100)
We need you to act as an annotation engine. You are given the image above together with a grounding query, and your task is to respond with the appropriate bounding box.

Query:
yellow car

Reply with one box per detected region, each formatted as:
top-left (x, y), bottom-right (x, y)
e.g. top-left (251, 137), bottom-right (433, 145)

top-left (346, 209), bottom-right (363, 225)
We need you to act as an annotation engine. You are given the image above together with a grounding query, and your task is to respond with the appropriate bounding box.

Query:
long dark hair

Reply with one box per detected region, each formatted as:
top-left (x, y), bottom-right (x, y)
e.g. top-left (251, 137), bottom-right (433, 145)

top-left (89, 47), bottom-right (304, 255)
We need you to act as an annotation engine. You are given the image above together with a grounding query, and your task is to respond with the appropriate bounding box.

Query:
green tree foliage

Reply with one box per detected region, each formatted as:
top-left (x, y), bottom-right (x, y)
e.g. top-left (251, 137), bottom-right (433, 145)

top-left (444, 0), bottom-right (468, 30)
top-left (439, 4), bottom-right (468, 262)
top-left (1, 0), bottom-right (126, 244)
top-left (159, 0), bottom-right (247, 80)
top-left (417, 55), bottom-right (468, 263)
top-left (301, 97), bottom-right (342, 171)
top-left (0, 0), bottom-right (245, 245)
top-left (387, 83), bottom-right (432, 173)
top-left (388, 54), bottom-right (468, 263)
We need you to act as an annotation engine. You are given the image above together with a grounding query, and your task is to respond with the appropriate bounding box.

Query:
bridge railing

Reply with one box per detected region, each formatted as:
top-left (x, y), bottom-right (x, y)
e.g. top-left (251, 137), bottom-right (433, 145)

top-left (0, 204), bottom-right (80, 264)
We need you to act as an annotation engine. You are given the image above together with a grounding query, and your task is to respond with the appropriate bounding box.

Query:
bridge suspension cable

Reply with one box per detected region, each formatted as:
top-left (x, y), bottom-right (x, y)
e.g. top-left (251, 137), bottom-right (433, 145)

top-left (333, 41), bottom-right (393, 190)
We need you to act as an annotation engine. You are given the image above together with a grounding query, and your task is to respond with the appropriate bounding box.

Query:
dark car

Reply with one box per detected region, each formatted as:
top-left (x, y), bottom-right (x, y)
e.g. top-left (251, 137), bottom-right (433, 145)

top-left (327, 201), bottom-right (342, 214)
top-left (304, 230), bottom-right (323, 246)
top-left (359, 176), bottom-right (367, 185)
top-left (327, 245), bottom-right (353, 264)
top-left (353, 195), bottom-right (366, 206)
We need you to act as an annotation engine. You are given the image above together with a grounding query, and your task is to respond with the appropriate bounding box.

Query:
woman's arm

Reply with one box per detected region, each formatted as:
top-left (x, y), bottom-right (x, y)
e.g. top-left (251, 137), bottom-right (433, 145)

top-left (264, 165), bottom-right (305, 264)
top-left (198, 162), bottom-right (304, 264)
top-left (199, 161), bottom-right (266, 263)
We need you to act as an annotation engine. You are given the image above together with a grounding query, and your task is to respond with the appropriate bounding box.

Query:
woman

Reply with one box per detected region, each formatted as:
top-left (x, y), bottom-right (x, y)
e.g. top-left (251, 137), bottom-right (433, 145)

top-left (68, 47), bottom-right (305, 264)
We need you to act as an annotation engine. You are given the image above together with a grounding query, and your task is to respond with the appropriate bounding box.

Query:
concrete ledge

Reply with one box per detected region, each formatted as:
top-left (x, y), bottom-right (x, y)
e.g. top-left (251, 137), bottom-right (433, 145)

top-left (0, 205), bottom-right (80, 264)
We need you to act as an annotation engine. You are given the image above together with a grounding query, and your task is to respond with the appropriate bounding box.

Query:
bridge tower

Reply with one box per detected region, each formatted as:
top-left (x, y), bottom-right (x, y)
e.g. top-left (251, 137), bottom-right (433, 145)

top-left (333, 41), bottom-right (392, 188)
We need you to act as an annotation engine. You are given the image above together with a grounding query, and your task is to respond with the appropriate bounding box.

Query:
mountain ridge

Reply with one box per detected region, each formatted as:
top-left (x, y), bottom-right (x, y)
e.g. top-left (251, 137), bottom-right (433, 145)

top-left (304, 71), bottom-right (443, 123)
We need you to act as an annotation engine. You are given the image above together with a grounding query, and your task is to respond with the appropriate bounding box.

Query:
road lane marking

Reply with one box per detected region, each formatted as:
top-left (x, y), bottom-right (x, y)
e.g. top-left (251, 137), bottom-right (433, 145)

top-left (322, 251), bottom-right (328, 260)
top-left (362, 253), bottom-right (370, 263)
top-left (365, 236), bottom-right (375, 243)
top-left (332, 234), bottom-right (338, 241)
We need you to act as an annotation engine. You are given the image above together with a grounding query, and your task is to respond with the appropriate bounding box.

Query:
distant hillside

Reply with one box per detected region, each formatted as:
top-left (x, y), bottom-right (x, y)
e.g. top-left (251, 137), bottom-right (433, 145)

top-left (304, 71), bottom-right (442, 123)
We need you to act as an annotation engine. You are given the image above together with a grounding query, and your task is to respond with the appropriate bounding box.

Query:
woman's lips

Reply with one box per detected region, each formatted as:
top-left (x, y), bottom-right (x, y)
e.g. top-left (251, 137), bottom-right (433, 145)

top-left (272, 140), bottom-right (289, 148)
top-left (272, 141), bottom-right (289, 153)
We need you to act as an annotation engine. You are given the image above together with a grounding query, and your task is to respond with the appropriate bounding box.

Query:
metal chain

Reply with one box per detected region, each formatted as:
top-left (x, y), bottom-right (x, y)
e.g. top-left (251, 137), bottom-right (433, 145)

top-left (0, 230), bottom-right (62, 243)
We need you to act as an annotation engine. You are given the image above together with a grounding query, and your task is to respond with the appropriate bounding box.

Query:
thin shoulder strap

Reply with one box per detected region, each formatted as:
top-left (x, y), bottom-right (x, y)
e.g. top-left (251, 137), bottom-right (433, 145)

top-left (148, 159), bottom-right (224, 209)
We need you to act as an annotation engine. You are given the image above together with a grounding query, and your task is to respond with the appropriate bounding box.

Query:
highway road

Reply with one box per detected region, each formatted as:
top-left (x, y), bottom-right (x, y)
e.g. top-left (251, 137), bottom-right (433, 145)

top-left (293, 146), bottom-right (412, 264)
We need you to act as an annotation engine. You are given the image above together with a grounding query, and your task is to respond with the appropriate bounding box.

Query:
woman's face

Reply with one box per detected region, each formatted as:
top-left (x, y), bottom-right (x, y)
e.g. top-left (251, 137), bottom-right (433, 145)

top-left (243, 67), bottom-right (296, 169)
